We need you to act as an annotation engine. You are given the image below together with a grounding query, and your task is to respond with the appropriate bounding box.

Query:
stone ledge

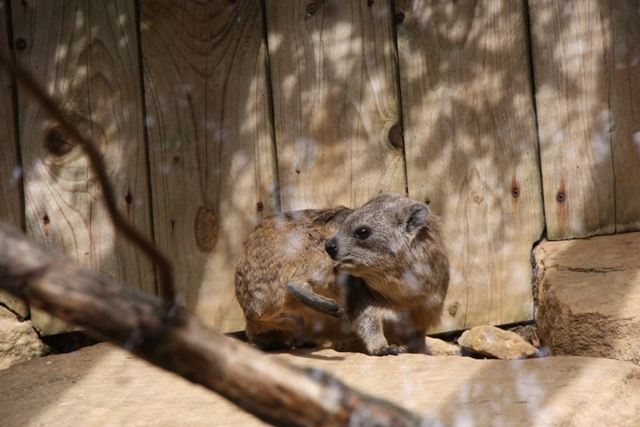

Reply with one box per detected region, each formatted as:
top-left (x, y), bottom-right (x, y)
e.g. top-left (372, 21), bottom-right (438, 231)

top-left (0, 305), bottom-right (50, 369)
top-left (534, 231), bottom-right (640, 363)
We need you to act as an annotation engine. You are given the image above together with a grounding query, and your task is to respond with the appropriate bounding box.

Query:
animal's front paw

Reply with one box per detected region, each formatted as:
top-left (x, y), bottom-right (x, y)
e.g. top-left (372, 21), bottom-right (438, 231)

top-left (370, 344), bottom-right (408, 356)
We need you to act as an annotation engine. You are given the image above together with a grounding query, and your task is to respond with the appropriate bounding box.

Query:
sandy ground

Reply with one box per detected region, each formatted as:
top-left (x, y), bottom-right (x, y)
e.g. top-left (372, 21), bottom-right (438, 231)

top-left (1, 342), bottom-right (639, 426)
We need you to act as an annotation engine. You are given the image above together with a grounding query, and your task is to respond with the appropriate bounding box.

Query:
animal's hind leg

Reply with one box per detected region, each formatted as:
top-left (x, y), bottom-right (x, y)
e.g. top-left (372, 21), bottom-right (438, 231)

top-left (245, 312), bottom-right (309, 350)
top-left (287, 280), bottom-right (344, 317)
top-left (280, 313), bottom-right (306, 347)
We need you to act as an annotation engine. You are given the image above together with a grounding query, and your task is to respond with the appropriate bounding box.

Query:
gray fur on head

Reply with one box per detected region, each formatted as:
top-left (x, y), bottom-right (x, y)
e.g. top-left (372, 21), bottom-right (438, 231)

top-left (326, 193), bottom-right (450, 354)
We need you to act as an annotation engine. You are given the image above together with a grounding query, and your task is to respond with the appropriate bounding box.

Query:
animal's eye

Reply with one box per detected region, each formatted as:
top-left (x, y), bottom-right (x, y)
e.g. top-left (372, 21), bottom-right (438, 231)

top-left (354, 226), bottom-right (371, 240)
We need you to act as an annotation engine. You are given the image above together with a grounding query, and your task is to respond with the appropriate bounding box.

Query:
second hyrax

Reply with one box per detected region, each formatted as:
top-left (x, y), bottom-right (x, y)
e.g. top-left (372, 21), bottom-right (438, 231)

top-left (325, 193), bottom-right (450, 355)
top-left (235, 207), bottom-right (354, 351)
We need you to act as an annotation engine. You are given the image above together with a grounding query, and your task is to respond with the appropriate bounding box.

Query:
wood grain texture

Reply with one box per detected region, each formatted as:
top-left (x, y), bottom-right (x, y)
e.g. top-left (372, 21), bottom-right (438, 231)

top-left (11, 0), bottom-right (154, 334)
top-left (396, 0), bottom-right (544, 330)
top-left (529, 0), bottom-right (616, 239)
top-left (264, 0), bottom-right (406, 210)
top-left (610, 0), bottom-right (640, 233)
top-left (140, 0), bottom-right (278, 331)
top-left (0, 4), bottom-right (29, 318)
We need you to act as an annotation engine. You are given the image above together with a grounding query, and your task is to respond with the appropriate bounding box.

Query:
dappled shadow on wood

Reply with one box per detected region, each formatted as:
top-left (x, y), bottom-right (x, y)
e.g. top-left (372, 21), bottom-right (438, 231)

top-left (8, 1), bottom-right (158, 335)
top-left (247, 1), bottom-right (640, 424)
top-left (3, 0), bottom-right (640, 425)
top-left (264, 1), bottom-right (406, 210)
top-left (394, 0), bottom-right (544, 331)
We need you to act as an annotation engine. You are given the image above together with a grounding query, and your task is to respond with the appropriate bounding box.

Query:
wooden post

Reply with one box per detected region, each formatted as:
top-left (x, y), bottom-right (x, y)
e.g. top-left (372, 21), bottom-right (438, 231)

top-left (396, 0), bottom-right (544, 330)
top-left (609, 1), bottom-right (640, 233)
top-left (264, 0), bottom-right (406, 210)
top-left (0, 4), bottom-right (28, 317)
top-left (10, 0), bottom-right (155, 334)
top-left (139, 0), bottom-right (278, 331)
top-left (529, 0), bottom-right (617, 239)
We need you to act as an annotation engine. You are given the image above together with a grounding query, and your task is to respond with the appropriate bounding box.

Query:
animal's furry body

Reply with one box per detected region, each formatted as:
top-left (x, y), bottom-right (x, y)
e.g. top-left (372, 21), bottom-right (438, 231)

top-left (325, 193), bottom-right (450, 355)
top-left (235, 194), bottom-right (450, 356)
top-left (235, 207), bottom-right (354, 350)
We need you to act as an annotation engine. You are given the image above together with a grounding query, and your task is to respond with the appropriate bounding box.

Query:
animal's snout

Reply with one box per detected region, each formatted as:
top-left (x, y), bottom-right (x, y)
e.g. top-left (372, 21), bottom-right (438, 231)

top-left (325, 237), bottom-right (338, 259)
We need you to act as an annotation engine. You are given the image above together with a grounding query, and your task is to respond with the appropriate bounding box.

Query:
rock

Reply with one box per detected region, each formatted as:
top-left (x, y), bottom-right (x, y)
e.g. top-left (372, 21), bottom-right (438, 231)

top-left (0, 290), bottom-right (29, 319)
top-left (458, 325), bottom-right (539, 360)
top-left (2, 343), bottom-right (640, 426)
top-left (425, 336), bottom-right (461, 356)
top-left (0, 305), bottom-right (50, 370)
top-left (534, 232), bottom-right (640, 363)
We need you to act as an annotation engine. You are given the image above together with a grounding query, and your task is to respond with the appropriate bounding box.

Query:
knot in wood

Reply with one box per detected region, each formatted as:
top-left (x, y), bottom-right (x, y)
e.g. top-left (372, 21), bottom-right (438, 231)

top-left (305, 2), bottom-right (317, 18)
top-left (448, 303), bottom-right (458, 317)
top-left (45, 128), bottom-right (74, 157)
top-left (195, 207), bottom-right (218, 252)
top-left (388, 122), bottom-right (404, 148)
top-left (15, 38), bottom-right (27, 51)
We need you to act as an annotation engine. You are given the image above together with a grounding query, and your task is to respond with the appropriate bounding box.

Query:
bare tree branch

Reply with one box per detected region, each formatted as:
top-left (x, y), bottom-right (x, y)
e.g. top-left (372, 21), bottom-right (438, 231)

top-left (0, 222), bottom-right (428, 427)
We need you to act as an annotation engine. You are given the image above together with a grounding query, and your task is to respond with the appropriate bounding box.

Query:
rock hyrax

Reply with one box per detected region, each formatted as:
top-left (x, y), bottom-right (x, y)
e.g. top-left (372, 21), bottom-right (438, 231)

top-left (325, 193), bottom-right (450, 354)
top-left (235, 207), bottom-right (354, 350)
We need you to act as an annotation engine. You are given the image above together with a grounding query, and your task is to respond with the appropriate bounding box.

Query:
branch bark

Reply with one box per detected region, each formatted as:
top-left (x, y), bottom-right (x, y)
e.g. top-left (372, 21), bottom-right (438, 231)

top-left (0, 222), bottom-right (428, 427)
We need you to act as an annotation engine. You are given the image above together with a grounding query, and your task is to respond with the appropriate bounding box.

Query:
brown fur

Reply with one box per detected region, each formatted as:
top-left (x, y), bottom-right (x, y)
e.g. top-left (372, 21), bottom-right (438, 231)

top-left (325, 193), bottom-right (450, 355)
top-left (235, 207), bottom-right (356, 351)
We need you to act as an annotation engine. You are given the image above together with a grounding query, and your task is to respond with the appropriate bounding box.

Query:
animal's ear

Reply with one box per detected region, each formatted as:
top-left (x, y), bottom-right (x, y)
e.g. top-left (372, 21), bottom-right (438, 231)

top-left (405, 202), bottom-right (430, 234)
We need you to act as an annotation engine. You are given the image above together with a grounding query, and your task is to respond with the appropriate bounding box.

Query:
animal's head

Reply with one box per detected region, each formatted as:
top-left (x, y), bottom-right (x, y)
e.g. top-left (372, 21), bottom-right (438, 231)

top-left (325, 193), bottom-right (431, 277)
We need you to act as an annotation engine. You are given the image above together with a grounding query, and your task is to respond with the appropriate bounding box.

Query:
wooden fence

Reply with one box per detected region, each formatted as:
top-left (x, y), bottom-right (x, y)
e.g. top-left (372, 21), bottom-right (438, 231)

top-left (0, 0), bottom-right (638, 336)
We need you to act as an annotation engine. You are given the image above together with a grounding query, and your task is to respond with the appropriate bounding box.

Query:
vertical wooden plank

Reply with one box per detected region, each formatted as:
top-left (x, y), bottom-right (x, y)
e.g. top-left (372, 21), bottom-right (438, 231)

top-left (529, 0), bottom-right (615, 240)
top-left (11, 0), bottom-right (155, 334)
top-left (140, 0), bottom-right (278, 331)
top-left (397, 0), bottom-right (544, 331)
top-left (264, 0), bottom-right (405, 210)
top-left (0, 4), bottom-right (20, 229)
top-left (611, 0), bottom-right (640, 233)
top-left (0, 1), bottom-right (29, 317)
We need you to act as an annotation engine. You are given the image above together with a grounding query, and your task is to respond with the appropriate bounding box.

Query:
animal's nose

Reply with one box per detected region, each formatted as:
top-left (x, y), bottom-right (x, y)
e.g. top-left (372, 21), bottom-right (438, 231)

top-left (325, 238), bottom-right (338, 258)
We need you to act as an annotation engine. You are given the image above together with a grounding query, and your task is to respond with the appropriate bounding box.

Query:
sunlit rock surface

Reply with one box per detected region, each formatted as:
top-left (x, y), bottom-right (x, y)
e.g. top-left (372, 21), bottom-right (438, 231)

top-left (2, 342), bottom-right (639, 426)
top-left (535, 232), bottom-right (640, 363)
top-left (426, 336), bottom-right (462, 356)
top-left (0, 305), bottom-right (50, 370)
top-left (459, 325), bottom-right (538, 360)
